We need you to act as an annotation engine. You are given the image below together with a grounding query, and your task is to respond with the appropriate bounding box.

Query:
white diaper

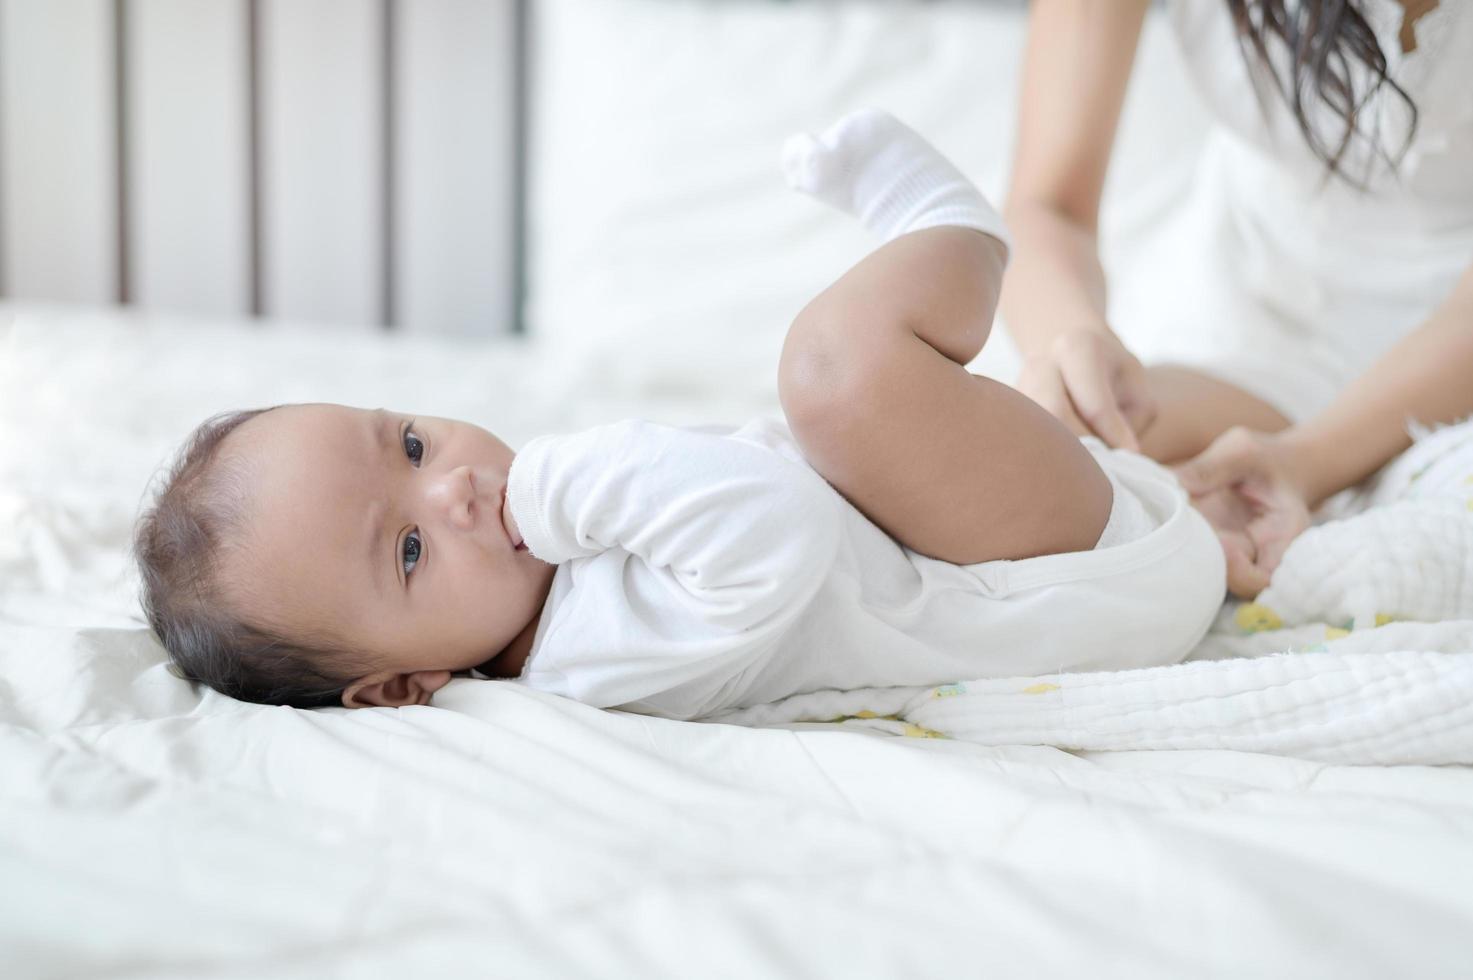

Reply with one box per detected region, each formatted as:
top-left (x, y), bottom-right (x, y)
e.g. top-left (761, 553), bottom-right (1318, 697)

top-left (945, 438), bottom-right (1227, 673)
top-left (1084, 435), bottom-right (1166, 550)
top-left (1094, 467), bottom-right (1158, 550)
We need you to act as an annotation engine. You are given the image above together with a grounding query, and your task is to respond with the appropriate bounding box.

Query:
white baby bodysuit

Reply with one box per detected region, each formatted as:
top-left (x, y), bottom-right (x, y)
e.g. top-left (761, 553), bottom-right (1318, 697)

top-left (488, 417), bottom-right (1226, 720)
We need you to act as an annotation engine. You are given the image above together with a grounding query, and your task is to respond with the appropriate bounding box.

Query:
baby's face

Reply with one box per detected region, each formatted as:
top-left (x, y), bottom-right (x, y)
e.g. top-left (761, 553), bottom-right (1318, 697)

top-left (222, 404), bottom-right (554, 700)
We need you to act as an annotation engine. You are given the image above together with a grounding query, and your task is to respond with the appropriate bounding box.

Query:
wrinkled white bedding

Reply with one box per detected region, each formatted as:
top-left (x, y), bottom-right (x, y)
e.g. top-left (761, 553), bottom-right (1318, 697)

top-left (5, 5), bottom-right (1472, 972)
top-left (4, 306), bottom-right (1473, 978)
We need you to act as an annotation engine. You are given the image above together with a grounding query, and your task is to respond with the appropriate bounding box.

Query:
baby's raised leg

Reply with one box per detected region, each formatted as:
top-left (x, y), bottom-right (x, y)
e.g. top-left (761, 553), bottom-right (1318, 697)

top-left (779, 111), bottom-right (1111, 563)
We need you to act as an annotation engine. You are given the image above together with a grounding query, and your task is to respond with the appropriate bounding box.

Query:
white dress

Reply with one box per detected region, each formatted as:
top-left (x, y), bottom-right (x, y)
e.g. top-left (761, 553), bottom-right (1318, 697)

top-left (1113, 0), bottom-right (1473, 422)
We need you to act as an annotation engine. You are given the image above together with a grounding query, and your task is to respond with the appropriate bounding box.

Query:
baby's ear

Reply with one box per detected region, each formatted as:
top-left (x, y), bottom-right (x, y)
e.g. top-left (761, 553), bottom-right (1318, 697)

top-left (341, 669), bottom-right (453, 708)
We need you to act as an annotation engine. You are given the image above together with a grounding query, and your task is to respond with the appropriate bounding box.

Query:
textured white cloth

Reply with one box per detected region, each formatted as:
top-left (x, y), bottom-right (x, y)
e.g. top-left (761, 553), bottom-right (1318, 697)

top-left (492, 418), bottom-right (1223, 720)
top-left (1110, 0), bottom-right (1473, 422)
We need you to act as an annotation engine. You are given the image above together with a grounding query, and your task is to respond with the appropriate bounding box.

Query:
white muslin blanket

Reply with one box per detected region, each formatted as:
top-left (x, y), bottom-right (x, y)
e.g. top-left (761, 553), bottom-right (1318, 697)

top-left (709, 421), bottom-right (1473, 767)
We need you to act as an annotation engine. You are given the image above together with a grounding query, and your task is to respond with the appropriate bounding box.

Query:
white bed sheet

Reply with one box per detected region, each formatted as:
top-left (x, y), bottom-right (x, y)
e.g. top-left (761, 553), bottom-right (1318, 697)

top-left (4, 4), bottom-right (1471, 972)
top-left (4, 305), bottom-right (1472, 978)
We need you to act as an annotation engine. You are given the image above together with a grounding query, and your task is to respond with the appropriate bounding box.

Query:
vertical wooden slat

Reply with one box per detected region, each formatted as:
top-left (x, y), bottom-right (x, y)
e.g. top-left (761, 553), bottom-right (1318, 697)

top-left (127, 0), bottom-right (251, 317)
top-left (113, 0), bottom-right (130, 304)
top-left (246, 0), bottom-right (262, 318)
top-left (0, 0), bottom-right (521, 331)
top-left (511, 0), bottom-right (527, 336)
top-left (0, 0), bottom-right (116, 304)
top-left (396, 0), bottom-right (518, 336)
top-left (380, 0), bottom-right (396, 330)
top-left (259, 0), bottom-right (382, 330)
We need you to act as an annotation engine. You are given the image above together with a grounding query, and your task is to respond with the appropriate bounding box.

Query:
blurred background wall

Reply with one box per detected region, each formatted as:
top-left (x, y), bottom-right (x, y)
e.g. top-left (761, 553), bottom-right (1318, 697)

top-left (0, 0), bottom-right (523, 335)
top-left (0, 0), bottom-right (1203, 377)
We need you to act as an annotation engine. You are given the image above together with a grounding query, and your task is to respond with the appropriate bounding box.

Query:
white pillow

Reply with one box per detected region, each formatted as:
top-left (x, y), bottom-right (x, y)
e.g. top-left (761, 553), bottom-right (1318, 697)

top-left (527, 0), bottom-right (1207, 401)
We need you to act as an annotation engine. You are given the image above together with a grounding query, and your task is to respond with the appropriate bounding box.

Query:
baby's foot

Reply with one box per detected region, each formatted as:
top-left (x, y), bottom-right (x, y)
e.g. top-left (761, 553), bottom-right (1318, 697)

top-left (782, 108), bottom-right (1009, 247)
top-left (782, 108), bottom-right (932, 221)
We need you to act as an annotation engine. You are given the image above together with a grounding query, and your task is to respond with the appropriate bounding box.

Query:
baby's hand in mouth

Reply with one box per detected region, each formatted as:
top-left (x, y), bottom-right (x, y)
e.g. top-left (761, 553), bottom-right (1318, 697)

top-left (501, 484), bottom-right (525, 550)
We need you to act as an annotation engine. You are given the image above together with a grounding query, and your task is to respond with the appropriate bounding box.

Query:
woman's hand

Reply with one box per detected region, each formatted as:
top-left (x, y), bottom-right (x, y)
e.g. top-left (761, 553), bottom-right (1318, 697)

top-left (1016, 328), bottom-right (1158, 452)
top-left (1173, 427), bottom-right (1314, 599)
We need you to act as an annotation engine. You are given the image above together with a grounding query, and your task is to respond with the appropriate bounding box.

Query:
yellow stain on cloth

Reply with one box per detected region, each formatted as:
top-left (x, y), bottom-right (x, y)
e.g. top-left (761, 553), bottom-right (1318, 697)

top-left (1324, 626), bottom-right (1351, 641)
top-left (830, 711), bottom-right (948, 739)
top-left (1022, 682), bottom-right (1060, 695)
top-left (1235, 602), bottom-right (1283, 633)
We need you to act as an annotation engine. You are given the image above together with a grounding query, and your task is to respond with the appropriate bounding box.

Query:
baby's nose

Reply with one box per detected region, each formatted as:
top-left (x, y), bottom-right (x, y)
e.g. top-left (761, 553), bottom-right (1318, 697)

top-left (424, 466), bottom-right (476, 531)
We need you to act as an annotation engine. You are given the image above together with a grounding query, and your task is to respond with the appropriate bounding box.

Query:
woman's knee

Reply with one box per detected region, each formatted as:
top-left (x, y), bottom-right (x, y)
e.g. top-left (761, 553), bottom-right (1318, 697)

top-left (1138, 365), bottom-right (1291, 464)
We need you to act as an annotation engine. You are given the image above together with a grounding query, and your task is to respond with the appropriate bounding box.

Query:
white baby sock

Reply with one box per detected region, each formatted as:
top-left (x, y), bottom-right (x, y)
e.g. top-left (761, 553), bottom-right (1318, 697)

top-left (782, 108), bottom-right (1010, 250)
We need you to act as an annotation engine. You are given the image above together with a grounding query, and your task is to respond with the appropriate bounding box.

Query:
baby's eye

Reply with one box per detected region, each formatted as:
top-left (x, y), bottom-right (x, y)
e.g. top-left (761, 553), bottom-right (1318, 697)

top-left (403, 426), bottom-right (424, 466)
top-left (402, 529), bottom-right (423, 578)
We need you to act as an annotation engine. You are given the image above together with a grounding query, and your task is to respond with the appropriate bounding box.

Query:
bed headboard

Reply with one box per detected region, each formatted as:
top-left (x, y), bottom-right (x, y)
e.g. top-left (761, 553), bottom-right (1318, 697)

top-left (0, 0), bottom-right (526, 336)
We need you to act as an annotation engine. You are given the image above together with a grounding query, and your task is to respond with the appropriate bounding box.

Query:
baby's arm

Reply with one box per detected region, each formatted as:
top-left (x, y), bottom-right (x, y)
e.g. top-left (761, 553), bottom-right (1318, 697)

top-left (507, 420), bottom-right (841, 633)
top-left (505, 420), bottom-right (844, 709)
top-left (778, 111), bottom-right (1111, 564)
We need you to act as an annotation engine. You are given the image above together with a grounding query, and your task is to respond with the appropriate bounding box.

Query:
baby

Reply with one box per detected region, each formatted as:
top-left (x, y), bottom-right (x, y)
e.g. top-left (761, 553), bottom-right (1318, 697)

top-left (134, 110), bottom-right (1226, 716)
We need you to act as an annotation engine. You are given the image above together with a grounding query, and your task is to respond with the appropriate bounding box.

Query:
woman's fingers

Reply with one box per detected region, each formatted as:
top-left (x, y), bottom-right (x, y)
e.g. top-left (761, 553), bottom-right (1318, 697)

top-left (1191, 484), bottom-right (1255, 534)
top-left (1173, 426), bottom-right (1258, 495)
top-left (1064, 367), bottom-right (1139, 451)
top-left (1018, 330), bottom-right (1155, 452)
top-left (1247, 526), bottom-right (1291, 581)
top-left (1119, 373), bottom-right (1159, 437)
top-left (1247, 498), bottom-right (1309, 577)
top-left (1179, 427), bottom-right (1313, 598)
top-left (1197, 495), bottom-right (1272, 597)
top-left (1221, 531), bottom-right (1272, 598)
top-left (1017, 359), bottom-right (1092, 437)
top-left (1053, 332), bottom-right (1142, 452)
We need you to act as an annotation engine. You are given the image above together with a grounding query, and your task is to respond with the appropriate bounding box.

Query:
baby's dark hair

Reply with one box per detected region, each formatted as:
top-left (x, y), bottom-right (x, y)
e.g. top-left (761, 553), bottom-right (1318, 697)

top-left (134, 407), bottom-right (360, 708)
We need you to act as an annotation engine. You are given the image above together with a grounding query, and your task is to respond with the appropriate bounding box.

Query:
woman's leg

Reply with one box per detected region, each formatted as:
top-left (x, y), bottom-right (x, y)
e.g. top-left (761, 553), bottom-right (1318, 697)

top-left (1136, 365), bottom-right (1292, 464)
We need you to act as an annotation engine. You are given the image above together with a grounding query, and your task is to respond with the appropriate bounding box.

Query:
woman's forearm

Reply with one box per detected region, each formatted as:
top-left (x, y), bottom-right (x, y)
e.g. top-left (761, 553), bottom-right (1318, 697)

top-left (1289, 262), bottom-right (1473, 506)
top-left (997, 201), bottom-right (1113, 356)
top-left (998, 0), bottom-right (1148, 358)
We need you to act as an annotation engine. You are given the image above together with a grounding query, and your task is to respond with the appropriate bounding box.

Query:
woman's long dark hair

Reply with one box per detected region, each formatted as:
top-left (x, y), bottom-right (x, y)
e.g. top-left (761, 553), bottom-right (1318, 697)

top-left (1225, 0), bottom-right (1419, 185)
